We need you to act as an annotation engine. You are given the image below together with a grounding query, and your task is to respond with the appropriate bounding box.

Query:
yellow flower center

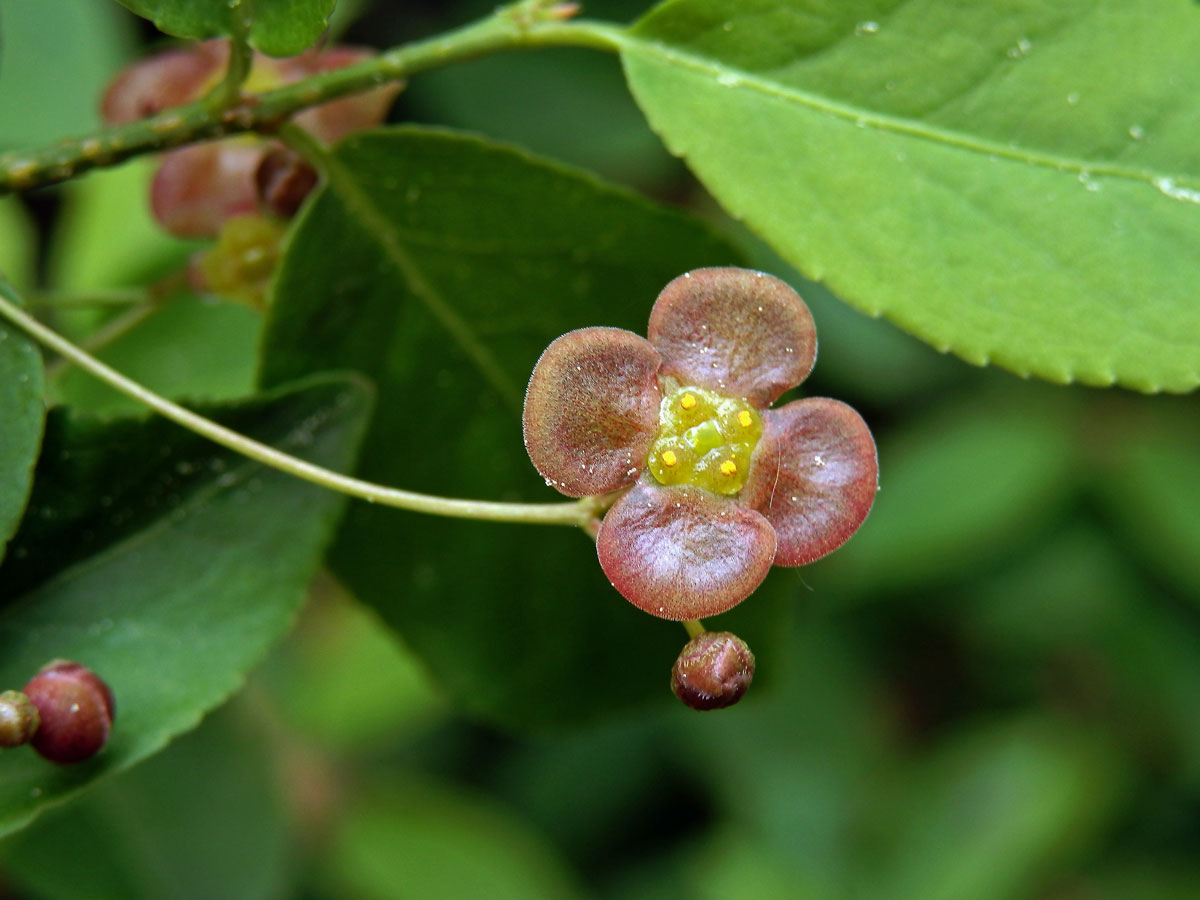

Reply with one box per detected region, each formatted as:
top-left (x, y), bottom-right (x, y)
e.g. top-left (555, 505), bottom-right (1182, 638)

top-left (646, 385), bottom-right (762, 496)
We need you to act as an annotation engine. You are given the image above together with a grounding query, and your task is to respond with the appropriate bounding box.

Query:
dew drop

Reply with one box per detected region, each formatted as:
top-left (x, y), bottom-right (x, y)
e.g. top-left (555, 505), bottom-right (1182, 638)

top-left (1128, 124), bottom-right (1144, 140)
top-left (717, 73), bottom-right (742, 87)
top-left (855, 20), bottom-right (879, 35)
top-left (1154, 177), bottom-right (1200, 205)
top-left (1007, 37), bottom-right (1032, 58)
top-left (1066, 92), bottom-right (1080, 105)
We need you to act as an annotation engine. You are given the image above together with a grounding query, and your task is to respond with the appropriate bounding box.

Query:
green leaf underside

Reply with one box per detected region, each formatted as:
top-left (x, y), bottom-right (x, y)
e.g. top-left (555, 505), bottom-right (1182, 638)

top-left (260, 126), bottom-right (786, 726)
top-left (115, 0), bottom-right (334, 56)
top-left (0, 289), bottom-right (46, 562)
top-left (620, 0), bottom-right (1200, 392)
top-left (0, 374), bottom-right (370, 837)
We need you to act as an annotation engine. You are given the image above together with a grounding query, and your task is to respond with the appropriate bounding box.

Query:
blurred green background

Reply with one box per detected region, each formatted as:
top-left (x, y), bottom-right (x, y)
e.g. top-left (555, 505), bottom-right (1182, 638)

top-left (2, 0), bottom-right (1199, 897)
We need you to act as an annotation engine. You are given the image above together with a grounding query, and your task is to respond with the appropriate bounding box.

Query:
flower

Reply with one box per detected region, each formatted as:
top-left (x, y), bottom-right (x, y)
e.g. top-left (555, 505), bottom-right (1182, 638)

top-left (523, 267), bottom-right (878, 620)
top-left (101, 40), bottom-right (400, 237)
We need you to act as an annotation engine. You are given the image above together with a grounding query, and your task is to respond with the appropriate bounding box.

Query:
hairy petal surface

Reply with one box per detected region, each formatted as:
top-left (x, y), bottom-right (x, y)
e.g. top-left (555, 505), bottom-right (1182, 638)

top-left (523, 327), bottom-right (662, 498)
top-left (151, 141), bottom-right (264, 238)
top-left (744, 397), bottom-right (878, 566)
top-left (597, 478), bottom-right (776, 620)
top-left (648, 267), bottom-right (816, 406)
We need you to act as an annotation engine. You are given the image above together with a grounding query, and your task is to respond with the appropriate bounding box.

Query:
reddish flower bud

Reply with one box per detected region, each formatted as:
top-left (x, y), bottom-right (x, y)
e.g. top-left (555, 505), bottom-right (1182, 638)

top-left (255, 146), bottom-right (319, 219)
top-left (670, 631), bottom-right (755, 711)
top-left (23, 662), bottom-right (115, 765)
top-left (0, 690), bottom-right (40, 748)
top-left (100, 40), bottom-right (227, 124)
top-left (101, 40), bottom-right (399, 238)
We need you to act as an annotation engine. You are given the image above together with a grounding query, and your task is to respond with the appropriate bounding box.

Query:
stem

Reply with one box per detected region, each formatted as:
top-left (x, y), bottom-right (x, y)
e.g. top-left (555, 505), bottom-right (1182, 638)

top-left (0, 3), bottom-right (624, 194)
top-left (205, 22), bottom-right (255, 112)
top-left (683, 620), bottom-right (706, 639)
top-left (0, 278), bottom-right (599, 528)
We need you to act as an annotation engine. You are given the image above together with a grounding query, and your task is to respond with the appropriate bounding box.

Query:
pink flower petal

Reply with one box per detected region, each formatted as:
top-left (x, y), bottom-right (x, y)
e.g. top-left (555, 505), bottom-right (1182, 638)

top-left (151, 141), bottom-right (264, 238)
top-left (743, 398), bottom-right (878, 566)
top-left (648, 268), bottom-right (816, 406)
top-left (597, 478), bottom-right (777, 620)
top-left (523, 328), bottom-right (662, 497)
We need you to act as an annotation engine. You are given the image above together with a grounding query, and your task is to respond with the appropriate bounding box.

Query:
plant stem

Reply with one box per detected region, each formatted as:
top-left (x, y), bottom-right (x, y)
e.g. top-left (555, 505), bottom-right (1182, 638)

top-left (683, 620), bottom-right (706, 639)
top-left (204, 23), bottom-right (255, 112)
top-left (0, 2), bottom-right (624, 194)
top-left (0, 279), bottom-right (600, 528)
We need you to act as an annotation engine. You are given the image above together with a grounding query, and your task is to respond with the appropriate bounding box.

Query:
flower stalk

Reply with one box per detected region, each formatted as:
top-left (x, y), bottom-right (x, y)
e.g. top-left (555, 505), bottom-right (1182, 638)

top-left (0, 277), bottom-right (600, 528)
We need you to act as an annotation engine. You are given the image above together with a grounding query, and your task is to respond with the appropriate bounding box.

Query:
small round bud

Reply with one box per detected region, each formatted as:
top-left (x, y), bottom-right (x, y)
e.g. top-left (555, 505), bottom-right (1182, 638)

top-left (195, 213), bottom-right (287, 308)
top-left (0, 690), bottom-right (40, 748)
top-left (255, 146), bottom-right (318, 220)
top-left (670, 631), bottom-right (755, 711)
top-left (23, 662), bottom-right (115, 765)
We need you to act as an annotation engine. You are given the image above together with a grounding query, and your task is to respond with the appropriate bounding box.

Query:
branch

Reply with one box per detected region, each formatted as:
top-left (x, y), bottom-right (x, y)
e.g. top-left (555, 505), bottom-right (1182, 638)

top-left (0, 2), bottom-right (623, 195)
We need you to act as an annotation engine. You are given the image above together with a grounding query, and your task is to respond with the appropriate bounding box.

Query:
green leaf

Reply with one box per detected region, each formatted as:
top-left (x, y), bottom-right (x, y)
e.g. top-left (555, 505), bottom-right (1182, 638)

top-left (51, 296), bottom-right (263, 415)
top-left (0, 285), bottom-right (45, 561)
top-left (0, 704), bottom-right (290, 900)
top-left (0, 374), bottom-right (370, 837)
top-left (620, 0), bottom-right (1200, 392)
top-left (260, 126), bottom-right (749, 727)
top-left (323, 778), bottom-right (586, 900)
top-left (0, 198), bottom-right (36, 292)
top-left (114, 0), bottom-right (334, 56)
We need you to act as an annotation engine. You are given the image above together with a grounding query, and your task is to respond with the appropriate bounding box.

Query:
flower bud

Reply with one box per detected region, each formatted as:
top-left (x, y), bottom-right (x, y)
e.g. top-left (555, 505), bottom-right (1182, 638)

top-left (23, 662), bottom-right (115, 765)
top-left (0, 690), bottom-right (40, 748)
top-left (195, 213), bottom-right (287, 308)
top-left (670, 631), bottom-right (755, 711)
top-left (255, 146), bottom-right (319, 219)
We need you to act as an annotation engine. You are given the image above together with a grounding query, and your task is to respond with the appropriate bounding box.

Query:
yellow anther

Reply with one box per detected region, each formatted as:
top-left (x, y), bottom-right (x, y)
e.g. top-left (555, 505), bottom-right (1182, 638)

top-left (662, 450), bottom-right (678, 467)
top-left (737, 410), bottom-right (753, 428)
top-left (680, 393), bottom-right (697, 410)
top-left (720, 459), bottom-right (738, 477)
